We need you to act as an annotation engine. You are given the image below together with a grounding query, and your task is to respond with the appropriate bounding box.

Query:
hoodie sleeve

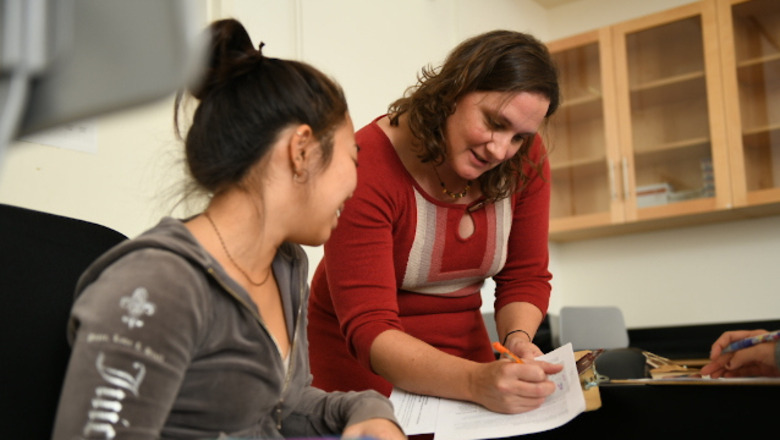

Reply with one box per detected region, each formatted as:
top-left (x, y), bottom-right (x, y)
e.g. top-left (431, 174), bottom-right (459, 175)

top-left (51, 248), bottom-right (208, 440)
top-left (280, 386), bottom-right (401, 438)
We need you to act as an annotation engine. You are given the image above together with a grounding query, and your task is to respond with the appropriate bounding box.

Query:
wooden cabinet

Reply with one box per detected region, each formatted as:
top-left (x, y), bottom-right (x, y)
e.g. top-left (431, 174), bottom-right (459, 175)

top-left (547, 29), bottom-right (624, 232)
top-left (546, 0), bottom-right (780, 241)
top-left (612, 1), bottom-right (733, 222)
top-left (718, 0), bottom-right (780, 207)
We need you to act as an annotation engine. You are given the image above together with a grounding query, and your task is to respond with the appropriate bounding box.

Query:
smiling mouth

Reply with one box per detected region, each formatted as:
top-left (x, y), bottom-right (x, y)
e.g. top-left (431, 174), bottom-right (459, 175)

top-left (471, 149), bottom-right (490, 166)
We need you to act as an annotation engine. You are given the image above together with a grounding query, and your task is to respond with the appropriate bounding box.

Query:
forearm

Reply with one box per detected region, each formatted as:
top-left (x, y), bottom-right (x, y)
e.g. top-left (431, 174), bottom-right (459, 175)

top-left (495, 301), bottom-right (544, 345)
top-left (288, 386), bottom-right (399, 436)
top-left (369, 329), bottom-right (482, 401)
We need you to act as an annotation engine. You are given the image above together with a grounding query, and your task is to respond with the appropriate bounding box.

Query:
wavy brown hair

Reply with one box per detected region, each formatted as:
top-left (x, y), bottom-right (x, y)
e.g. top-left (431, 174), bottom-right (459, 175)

top-left (388, 30), bottom-right (559, 202)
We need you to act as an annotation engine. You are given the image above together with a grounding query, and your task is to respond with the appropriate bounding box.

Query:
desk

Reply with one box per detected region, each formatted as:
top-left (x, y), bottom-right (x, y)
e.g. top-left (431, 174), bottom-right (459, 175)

top-left (522, 382), bottom-right (776, 439)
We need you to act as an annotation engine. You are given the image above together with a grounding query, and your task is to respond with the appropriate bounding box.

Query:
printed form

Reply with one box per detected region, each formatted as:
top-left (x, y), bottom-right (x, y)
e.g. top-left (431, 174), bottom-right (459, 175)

top-left (389, 343), bottom-right (585, 439)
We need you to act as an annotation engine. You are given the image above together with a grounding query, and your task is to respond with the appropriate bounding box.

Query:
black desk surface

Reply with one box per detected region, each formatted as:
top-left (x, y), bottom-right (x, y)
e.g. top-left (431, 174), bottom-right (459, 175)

top-left (521, 382), bottom-right (777, 439)
top-left (517, 319), bottom-right (780, 439)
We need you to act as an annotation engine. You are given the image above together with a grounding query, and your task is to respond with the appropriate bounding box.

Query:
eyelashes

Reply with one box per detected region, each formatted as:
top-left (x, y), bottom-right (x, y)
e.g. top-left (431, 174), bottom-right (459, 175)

top-left (485, 116), bottom-right (528, 146)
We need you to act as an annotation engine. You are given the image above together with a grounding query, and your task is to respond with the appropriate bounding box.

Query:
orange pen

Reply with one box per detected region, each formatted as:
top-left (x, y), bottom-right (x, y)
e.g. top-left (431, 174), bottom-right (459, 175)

top-left (492, 341), bottom-right (524, 364)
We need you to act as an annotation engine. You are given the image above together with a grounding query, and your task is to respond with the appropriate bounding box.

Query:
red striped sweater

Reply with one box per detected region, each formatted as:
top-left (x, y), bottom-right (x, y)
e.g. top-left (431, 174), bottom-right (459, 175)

top-left (308, 117), bottom-right (552, 396)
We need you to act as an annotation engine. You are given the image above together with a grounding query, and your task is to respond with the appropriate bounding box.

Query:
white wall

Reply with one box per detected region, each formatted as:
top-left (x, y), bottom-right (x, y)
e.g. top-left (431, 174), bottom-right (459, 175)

top-left (212, 0), bottom-right (549, 302)
top-left (1, 0), bottom-right (777, 331)
top-left (545, 0), bottom-right (699, 40)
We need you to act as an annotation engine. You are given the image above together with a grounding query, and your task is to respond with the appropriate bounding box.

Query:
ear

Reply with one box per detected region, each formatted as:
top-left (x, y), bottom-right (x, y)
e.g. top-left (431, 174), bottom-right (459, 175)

top-left (289, 124), bottom-right (315, 178)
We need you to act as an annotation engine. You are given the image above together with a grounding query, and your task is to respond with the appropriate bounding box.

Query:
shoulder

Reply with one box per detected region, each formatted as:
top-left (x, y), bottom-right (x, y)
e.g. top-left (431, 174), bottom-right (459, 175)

top-left (347, 119), bottom-right (415, 210)
top-left (525, 134), bottom-right (549, 173)
top-left (355, 119), bottom-right (400, 170)
top-left (75, 219), bottom-right (215, 310)
top-left (76, 247), bottom-right (211, 316)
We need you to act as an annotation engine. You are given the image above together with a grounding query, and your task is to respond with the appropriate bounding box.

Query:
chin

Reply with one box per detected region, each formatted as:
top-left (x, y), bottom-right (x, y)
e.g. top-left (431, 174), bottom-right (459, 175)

top-left (307, 232), bottom-right (332, 247)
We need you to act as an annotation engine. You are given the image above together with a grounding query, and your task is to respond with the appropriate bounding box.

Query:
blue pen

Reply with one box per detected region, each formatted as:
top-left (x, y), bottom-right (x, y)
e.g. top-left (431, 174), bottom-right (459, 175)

top-left (722, 330), bottom-right (780, 353)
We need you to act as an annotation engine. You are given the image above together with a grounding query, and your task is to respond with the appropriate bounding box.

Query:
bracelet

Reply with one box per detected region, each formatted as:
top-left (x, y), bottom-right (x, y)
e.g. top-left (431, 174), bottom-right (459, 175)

top-left (503, 329), bottom-right (532, 346)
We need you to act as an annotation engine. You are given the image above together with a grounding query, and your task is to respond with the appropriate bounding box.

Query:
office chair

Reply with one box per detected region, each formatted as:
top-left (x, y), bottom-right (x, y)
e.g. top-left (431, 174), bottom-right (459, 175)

top-left (557, 306), bottom-right (629, 351)
top-left (0, 204), bottom-right (127, 439)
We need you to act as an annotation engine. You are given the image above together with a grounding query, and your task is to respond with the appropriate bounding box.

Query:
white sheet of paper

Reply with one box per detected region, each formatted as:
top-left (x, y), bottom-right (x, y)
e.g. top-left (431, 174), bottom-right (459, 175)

top-left (388, 388), bottom-right (439, 435)
top-left (389, 343), bottom-right (585, 439)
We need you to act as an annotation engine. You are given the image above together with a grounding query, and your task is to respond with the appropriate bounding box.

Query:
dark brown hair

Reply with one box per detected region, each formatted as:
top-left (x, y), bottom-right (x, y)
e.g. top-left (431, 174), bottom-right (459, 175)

top-left (174, 19), bottom-right (348, 195)
top-left (389, 30), bottom-right (559, 202)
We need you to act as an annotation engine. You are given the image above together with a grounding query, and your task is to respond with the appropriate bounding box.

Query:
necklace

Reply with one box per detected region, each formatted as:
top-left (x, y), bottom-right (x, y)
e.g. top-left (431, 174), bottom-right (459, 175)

top-left (204, 212), bottom-right (271, 287)
top-left (432, 165), bottom-right (471, 199)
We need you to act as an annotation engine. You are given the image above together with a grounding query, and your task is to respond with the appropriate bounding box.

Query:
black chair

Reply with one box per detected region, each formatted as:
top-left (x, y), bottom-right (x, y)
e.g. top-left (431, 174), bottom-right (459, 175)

top-left (0, 204), bottom-right (127, 439)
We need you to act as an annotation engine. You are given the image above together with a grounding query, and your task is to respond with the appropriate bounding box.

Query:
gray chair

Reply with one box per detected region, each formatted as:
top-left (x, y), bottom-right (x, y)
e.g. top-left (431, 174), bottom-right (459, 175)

top-left (556, 306), bottom-right (629, 351)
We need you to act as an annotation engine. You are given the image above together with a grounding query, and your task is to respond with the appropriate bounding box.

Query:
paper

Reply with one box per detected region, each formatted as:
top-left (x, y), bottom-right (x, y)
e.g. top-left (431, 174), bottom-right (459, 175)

top-left (20, 119), bottom-right (98, 154)
top-left (389, 343), bottom-right (585, 439)
top-left (388, 388), bottom-right (439, 435)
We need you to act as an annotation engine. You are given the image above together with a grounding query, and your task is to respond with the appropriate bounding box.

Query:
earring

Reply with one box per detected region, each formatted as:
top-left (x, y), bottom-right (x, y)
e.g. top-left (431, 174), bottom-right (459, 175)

top-left (293, 169), bottom-right (308, 183)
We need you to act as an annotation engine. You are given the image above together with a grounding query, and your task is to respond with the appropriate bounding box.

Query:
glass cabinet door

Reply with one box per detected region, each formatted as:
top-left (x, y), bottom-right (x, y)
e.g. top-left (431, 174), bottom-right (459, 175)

top-left (612, 2), bottom-right (731, 221)
top-left (547, 29), bottom-right (622, 235)
top-left (720, 0), bottom-right (780, 206)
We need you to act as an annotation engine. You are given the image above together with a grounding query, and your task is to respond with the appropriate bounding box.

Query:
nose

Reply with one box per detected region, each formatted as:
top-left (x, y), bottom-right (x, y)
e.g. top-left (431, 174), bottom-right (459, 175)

top-left (485, 132), bottom-right (515, 162)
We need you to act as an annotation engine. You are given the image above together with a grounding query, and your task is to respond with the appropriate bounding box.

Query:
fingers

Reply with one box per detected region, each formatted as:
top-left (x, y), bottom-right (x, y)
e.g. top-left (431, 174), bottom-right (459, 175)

top-left (476, 359), bottom-right (563, 414)
top-left (700, 357), bottom-right (730, 378)
top-left (710, 329), bottom-right (767, 359)
top-left (505, 339), bottom-right (543, 359)
top-left (500, 361), bottom-right (560, 398)
top-left (538, 359), bottom-right (565, 375)
top-left (703, 338), bottom-right (777, 378)
top-left (727, 343), bottom-right (775, 370)
top-left (342, 418), bottom-right (406, 440)
top-left (496, 358), bottom-right (559, 381)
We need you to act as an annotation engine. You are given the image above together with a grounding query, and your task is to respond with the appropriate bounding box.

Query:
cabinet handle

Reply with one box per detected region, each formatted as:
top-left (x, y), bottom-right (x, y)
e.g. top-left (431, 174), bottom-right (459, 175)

top-left (608, 160), bottom-right (617, 200)
top-left (621, 157), bottom-right (630, 199)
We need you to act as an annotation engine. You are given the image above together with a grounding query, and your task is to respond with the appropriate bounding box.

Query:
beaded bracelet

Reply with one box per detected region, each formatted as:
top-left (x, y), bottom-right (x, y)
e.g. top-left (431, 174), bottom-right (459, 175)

top-left (502, 329), bottom-right (532, 346)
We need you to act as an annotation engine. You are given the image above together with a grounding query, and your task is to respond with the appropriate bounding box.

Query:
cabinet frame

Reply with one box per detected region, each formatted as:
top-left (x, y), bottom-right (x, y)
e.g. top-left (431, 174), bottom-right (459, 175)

top-left (717, 0), bottom-right (780, 207)
top-left (546, 0), bottom-right (780, 242)
top-left (611, 0), bottom-right (732, 223)
top-left (547, 28), bottom-right (624, 233)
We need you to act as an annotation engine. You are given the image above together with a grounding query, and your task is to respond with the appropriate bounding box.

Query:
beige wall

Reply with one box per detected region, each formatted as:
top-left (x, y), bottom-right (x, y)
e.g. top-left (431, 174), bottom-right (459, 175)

top-left (2, 0), bottom-right (778, 329)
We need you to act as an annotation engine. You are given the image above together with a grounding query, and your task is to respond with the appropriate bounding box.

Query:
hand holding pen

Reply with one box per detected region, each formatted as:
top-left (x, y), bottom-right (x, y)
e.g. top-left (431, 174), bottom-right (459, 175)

top-left (700, 329), bottom-right (780, 378)
top-left (468, 341), bottom-right (563, 414)
top-left (493, 341), bottom-right (524, 364)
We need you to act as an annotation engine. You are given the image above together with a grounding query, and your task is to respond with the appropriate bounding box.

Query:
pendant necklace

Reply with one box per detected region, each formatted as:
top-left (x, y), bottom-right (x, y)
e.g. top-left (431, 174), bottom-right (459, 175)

top-left (204, 212), bottom-right (271, 287)
top-left (432, 165), bottom-right (471, 199)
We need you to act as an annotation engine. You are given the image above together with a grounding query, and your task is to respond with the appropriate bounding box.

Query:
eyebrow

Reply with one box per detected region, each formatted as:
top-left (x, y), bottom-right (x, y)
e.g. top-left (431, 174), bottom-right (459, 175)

top-left (491, 110), bottom-right (535, 137)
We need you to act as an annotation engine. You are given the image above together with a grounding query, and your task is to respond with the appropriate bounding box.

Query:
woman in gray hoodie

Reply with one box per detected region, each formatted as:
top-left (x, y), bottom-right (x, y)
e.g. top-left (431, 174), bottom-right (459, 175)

top-left (52, 18), bottom-right (404, 440)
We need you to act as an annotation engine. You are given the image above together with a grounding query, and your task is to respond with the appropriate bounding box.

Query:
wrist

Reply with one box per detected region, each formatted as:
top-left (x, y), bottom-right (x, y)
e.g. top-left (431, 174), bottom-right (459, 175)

top-left (502, 329), bottom-right (532, 346)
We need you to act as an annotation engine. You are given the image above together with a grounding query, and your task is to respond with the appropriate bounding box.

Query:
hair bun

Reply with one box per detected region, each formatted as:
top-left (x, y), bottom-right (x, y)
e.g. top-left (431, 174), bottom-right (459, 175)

top-left (190, 19), bottom-right (264, 100)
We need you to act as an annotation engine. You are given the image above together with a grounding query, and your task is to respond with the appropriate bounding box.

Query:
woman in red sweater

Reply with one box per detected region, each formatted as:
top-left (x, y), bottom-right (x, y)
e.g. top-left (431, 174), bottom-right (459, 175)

top-left (308, 30), bottom-right (562, 415)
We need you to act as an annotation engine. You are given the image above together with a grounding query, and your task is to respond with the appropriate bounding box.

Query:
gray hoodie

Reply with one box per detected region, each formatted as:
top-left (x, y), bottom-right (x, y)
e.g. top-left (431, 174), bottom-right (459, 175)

top-left (52, 217), bottom-right (398, 439)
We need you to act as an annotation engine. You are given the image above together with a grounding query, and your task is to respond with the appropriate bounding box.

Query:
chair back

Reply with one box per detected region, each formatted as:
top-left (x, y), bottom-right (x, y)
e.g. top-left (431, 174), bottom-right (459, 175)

top-left (0, 204), bottom-right (127, 439)
top-left (557, 306), bottom-right (629, 351)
